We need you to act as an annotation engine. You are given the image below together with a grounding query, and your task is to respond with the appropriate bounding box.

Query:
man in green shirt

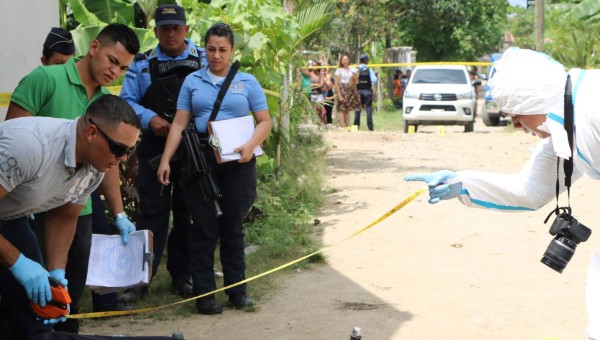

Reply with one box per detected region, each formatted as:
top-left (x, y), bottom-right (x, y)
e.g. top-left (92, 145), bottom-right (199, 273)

top-left (5, 23), bottom-right (139, 333)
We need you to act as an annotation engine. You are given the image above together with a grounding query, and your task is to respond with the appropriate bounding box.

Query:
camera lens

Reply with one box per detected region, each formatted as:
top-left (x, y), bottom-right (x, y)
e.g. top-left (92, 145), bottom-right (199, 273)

top-left (540, 236), bottom-right (577, 273)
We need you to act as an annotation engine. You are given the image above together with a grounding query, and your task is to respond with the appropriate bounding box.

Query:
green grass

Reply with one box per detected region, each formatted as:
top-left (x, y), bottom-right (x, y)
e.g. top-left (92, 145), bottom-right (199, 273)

top-left (371, 99), bottom-right (405, 131)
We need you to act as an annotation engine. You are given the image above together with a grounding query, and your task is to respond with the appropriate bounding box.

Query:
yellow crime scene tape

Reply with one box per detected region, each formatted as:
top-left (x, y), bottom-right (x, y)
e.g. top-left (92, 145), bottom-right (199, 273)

top-left (0, 61), bottom-right (488, 108)
top-left (68, 188), bottom-right (426, 319)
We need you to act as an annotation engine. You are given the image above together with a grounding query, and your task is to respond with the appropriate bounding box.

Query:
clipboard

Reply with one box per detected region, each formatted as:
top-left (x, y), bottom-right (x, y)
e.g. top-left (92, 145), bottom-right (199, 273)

top-left (207, 115), bottom-right (263, 163)
top-left (85, 230), bottom-right (154, 293)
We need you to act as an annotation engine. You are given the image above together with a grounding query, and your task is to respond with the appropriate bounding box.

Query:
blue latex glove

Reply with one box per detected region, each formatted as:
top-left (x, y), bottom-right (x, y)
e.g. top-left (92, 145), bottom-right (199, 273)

top-left (43, 269), bottom-right (69, 325)
top-left (8, 253), bottom-right (51, 306)
top-left (48, 269), bottom-right (68, 288)
top-left (404, 170), bottom-right (462, 204)
top-left (115, 212), bottom-right (136, 245)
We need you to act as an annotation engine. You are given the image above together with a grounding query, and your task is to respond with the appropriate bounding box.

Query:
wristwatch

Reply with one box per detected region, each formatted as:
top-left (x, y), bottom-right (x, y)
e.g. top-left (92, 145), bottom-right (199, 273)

top-left (115, 212), bottom-right (128, 220)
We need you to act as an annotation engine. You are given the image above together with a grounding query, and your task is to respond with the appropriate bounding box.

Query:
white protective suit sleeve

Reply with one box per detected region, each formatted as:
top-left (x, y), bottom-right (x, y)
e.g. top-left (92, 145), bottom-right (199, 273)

top-left (455, 137), bottom-right (583, 211)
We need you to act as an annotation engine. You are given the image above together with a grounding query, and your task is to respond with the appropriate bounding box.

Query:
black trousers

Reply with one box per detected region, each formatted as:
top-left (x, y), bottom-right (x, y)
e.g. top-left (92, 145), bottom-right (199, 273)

top-left (0, 217), bottom-right (53, 339)
top-left (30, 213), bottom-right (92, 333)
top-left (354, 89), bottom-right (374, 130)
top-left (324, 102), bottom-right (334, 124)
top-left (182, 151), bottom-right (256, 296)
top-left (136, 132), bottom-right (190, 279)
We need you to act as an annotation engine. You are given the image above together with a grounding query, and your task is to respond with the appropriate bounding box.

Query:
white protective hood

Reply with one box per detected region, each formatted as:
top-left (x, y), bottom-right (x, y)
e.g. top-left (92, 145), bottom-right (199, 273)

top-left (490, 47), bottom-right (571, 159)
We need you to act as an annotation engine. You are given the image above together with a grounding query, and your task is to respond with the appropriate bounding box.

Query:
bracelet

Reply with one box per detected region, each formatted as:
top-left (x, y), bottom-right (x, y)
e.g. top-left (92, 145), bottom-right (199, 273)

top-left (115, 212), bottom-right (128, 220)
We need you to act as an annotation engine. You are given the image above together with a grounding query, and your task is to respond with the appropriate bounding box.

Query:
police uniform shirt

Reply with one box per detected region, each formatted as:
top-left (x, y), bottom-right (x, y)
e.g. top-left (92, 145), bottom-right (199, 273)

top-left (177, 67), bottom-right (268, 134)
top-left (0, 117), bottom-right (103, 220)
top-left (357, 63), bottom-right (378, 85)
top-left (120, 39), bottom-right (207, 130)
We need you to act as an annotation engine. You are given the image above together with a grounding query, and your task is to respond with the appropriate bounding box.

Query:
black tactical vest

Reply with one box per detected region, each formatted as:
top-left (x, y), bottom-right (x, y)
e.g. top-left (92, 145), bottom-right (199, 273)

top-left (139, 49), bottom-right (201, 122)
top-left (356, 67), bottom-right (372, 90)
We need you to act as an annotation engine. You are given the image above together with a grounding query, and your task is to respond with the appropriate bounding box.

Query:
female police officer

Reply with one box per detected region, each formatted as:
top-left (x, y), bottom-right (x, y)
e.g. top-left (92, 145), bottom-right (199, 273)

top-left (157, 23), bottom-right (271, 314)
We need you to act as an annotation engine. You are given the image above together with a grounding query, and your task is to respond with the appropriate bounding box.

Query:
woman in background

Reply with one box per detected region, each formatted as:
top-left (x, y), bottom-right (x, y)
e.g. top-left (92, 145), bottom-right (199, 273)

top-left (334, 54), bottom-right (361, 128)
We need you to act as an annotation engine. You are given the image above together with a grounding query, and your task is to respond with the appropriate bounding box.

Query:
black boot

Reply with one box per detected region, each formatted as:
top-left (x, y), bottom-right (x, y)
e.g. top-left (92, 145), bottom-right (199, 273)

top-left (195, 295), bottom-right (223, 315)
top-left (171, 276), bottom-right (193, 298)
top-left (118, 285), bottom-right (148, 305)
top-left (227, 292), bottom-right (255, 311)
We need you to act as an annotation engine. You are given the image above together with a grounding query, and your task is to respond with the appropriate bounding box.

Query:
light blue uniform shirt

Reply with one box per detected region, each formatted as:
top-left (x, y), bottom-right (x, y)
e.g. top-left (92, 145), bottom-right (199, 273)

top-left (358, 63), bottom-right (378, 84)
top-left (178, 67), bottom-right (268, 134)
top-left (120, 39), bottom-right (207, 130)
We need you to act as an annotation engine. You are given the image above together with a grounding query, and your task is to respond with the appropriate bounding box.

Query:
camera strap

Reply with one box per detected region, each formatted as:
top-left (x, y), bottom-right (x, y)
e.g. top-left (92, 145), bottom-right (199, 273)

top-left (545, 75), bottom-right (574, 222)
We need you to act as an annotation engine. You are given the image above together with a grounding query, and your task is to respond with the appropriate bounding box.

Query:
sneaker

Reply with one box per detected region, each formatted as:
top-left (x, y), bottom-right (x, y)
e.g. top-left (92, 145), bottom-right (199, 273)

top-left (171, 276), bottom-right (193, 298)
top-left (227, 292), bottom-right (255, 311)
top-left (195, 295), bottom-right (223, 315)
top-left (119, 286), bottom-right (148, 305)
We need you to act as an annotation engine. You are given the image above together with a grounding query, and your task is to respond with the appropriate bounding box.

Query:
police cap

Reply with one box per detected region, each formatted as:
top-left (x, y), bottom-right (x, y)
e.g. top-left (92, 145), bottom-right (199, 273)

top-left (43, 27), bottom-right (75, 55)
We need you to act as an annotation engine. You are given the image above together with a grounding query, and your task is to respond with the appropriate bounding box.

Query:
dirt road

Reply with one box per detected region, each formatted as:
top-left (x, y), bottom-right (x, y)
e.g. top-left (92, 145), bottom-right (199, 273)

top-left (83, 119), bottom-right (598, 339)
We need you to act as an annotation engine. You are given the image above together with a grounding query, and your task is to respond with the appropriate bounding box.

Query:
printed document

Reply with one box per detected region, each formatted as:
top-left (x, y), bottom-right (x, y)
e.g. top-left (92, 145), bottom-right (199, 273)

top-left (86, 230), bottom-right (153, 293)
top-left (209, 115), bottom-right (263, 162)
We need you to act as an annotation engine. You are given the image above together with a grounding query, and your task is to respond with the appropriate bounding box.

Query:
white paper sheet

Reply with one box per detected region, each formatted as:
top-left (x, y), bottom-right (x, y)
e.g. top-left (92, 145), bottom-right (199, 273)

top-left (85, 230), bottom-right (152, 293)
top-left (209, 115), bottom-right (263, 162)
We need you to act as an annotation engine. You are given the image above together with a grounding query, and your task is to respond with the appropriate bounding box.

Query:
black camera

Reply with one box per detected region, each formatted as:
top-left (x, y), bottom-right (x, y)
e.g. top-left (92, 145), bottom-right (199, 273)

top-left (541, 212), bottom-right (591, 273)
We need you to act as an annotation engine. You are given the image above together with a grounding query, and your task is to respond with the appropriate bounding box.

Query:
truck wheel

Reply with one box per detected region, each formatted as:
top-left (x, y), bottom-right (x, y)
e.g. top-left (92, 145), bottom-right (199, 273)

top-left (464, 120), bottom-right (474, 133)
top-left (482, 109), bottom-right (500, 127)
top-left (403, 122), bottom-right (417, 133)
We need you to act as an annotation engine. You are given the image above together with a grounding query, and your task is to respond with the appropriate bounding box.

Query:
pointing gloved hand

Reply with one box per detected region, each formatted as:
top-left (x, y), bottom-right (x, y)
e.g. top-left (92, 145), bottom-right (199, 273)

top-left (115, 212), bottom-right (136, 245)
top-left (404, 170), bottom-right (462, 204)
top-left (9, 253), bottom-right (51, 306)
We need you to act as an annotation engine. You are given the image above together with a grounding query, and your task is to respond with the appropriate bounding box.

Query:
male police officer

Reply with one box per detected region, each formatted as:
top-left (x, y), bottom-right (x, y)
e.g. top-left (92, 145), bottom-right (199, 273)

top-left (41, 27), bottom-right (75, 66)
top-left (120, 4), bottom-right (206, 303)
top-left (353, 53), bottom-right (378, 131)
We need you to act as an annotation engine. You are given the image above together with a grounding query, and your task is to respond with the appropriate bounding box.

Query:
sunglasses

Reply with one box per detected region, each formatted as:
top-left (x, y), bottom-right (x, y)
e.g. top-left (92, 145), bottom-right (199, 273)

top-left (88, 118), bottom-right (137, 157)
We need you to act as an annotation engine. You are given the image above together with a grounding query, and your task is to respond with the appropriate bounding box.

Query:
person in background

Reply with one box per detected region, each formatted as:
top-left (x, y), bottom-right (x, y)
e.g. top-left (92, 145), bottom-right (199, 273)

top-left (301, 60), bottom-right (325, 124)
top-left (5, 23), bottom-right (140, 332)
top-left (41, 27), bottom-right (75, 66)
top-left (403, 47), bottom-right (600, 340)
top-left (157, 22), bottom-right (271, 315)
top-left (0, 95), bottom-right (140, 340)
top-left (323, 68), bottom-right (336, 125)
top-left (393, 69), bottom-right (404, 109)
top-left (119, 4), bottom-right (206, 304)
top-left (334, 54), bottom-right (361, 129)
top-left (353, 53), bottom-right (377, 131)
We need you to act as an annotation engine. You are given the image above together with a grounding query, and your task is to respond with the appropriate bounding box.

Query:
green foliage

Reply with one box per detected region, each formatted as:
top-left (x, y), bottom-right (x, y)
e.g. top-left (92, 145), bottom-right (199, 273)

top-left (567, 0), bottom-right (600, 21)
top-left (246, 130), bottom-right (327, 251)
top-left (505, 5), bottom-right (535, 49)
top-left (400, 0), bottom-right (508, 61)
top-left (508, 1), bottom-right (600, 69)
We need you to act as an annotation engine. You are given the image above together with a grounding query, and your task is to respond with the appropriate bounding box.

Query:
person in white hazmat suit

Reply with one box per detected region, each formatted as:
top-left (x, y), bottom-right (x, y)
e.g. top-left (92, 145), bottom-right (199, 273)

top-left (404, 47), bottom-right (600, 339)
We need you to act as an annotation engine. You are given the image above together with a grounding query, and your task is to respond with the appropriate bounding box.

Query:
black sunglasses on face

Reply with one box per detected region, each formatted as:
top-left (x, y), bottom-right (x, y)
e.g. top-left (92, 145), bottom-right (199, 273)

top-left (88, 118), bottom-right (137, 157)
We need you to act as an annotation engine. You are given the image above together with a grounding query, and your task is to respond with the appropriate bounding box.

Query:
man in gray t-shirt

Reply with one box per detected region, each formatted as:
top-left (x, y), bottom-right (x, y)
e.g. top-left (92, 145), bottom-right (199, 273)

top-left (0, 95), bottom-right (140, 340)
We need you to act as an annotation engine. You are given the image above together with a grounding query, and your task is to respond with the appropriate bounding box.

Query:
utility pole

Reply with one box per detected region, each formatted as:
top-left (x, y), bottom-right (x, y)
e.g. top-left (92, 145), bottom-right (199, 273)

top-left (535, 0), bottom-right (544, 51)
